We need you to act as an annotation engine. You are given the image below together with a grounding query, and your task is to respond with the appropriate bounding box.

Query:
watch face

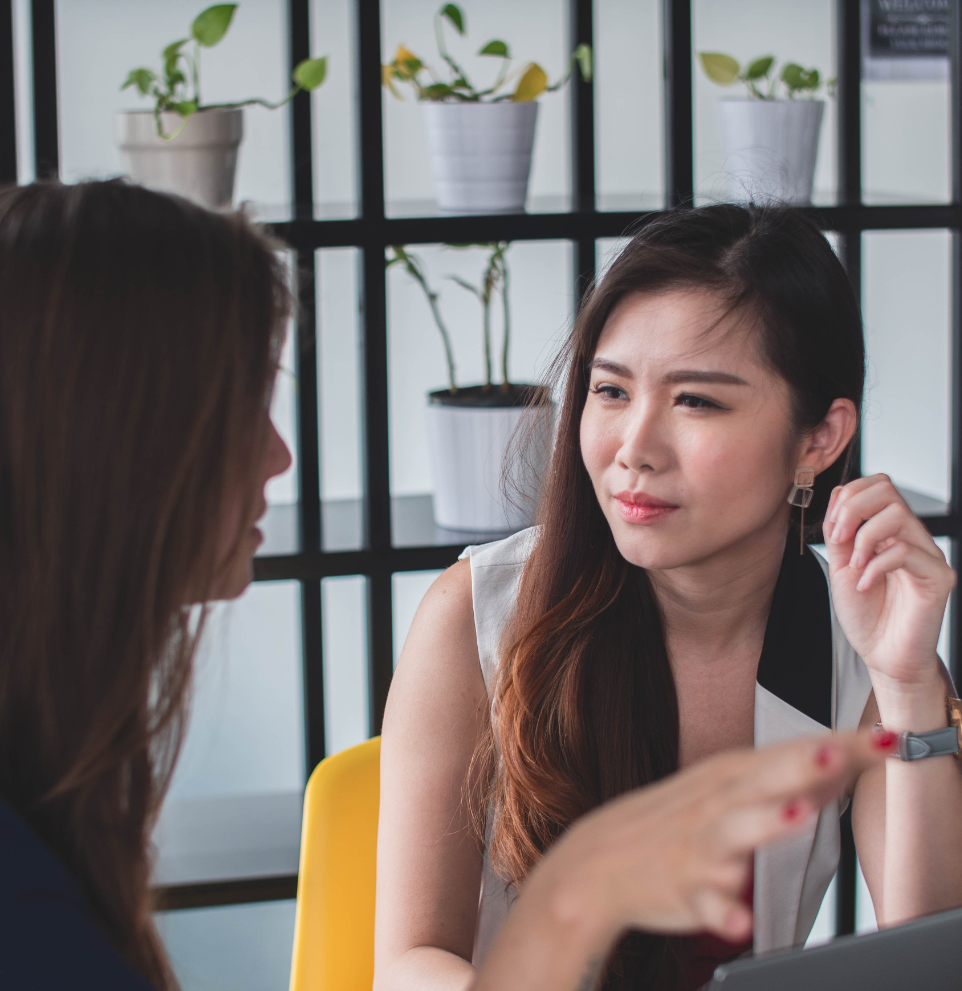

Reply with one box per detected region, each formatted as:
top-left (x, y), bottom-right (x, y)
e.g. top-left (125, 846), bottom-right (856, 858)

top-left (949, 698), bottom-right (962, 751)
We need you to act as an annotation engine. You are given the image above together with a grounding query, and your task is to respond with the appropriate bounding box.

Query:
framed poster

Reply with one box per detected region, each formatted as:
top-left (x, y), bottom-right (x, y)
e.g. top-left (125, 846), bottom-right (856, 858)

top-left (862, 0), bottom-right (953, 81)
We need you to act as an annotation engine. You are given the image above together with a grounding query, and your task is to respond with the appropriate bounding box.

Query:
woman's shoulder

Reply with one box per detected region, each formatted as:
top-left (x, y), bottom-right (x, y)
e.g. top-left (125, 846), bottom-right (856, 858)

top-left (0, 794), bottom-right (156, 990)
top-left (459, 525), bottom-right (540, 572)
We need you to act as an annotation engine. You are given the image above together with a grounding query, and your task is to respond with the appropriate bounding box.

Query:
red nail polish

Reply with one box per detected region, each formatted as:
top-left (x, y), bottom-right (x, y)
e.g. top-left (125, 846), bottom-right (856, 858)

top-left (873, 729), bottom-right (898, 749)
top-left (815, 744), bottom-right (833, 768)
top-left (783, 800), bottom-right (801, 821)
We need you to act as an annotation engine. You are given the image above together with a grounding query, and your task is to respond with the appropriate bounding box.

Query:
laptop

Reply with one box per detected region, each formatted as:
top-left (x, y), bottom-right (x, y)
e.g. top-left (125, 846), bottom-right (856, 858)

top-left (709, 905), bottom-right (962, 990)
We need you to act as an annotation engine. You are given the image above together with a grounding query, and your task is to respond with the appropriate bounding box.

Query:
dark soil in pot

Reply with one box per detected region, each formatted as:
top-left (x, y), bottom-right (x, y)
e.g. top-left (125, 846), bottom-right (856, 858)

top-left (429, 383), bottom-right (550, 409)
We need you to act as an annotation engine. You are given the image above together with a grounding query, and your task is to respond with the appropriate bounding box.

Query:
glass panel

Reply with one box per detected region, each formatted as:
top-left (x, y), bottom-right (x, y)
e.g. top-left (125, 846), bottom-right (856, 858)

top-left (861, 230), bottom-right (951, 506)
top-left (594, 0), bottom-right (663, 212)
top-left (318, 248), bottom-right (365, 552)
top-left (393, 570), bottom-right (445, 667)
top-left (12, 0), bottom-right (34, 182)
top-left (596, 236), bottom-right (629, 281)
top-left (55, 0), bottom-right (291, 213)
top-left (856, 858), bottom-right (877, 934)
top-left (156, 900), bottom-right (296, 991)
top-left (381, 0), bottom-right (572, 216)
top-left (692, 0), bottom-right (837, 206)
top-left (310, 0), bottom-right (358, 218)
top-left (387, 239), bottom-right (572, 543)
top-left (322, 575), bottom-right (370, 755)
top-left (862, 0), bottom-right (951, 205)
top-left (154, 580), bottom-right (304, 885)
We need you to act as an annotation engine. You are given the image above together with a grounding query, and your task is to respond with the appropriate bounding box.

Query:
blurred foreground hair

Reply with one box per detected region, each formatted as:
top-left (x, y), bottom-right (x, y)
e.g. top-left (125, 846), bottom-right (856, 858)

top-left (0, 180), bottom-right (289, 989)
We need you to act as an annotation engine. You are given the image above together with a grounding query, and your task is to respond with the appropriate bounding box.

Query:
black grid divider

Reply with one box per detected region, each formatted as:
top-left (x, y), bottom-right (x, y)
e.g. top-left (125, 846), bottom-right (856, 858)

top-left (0, 0), bottom-right (16, 183)
top-left (13, 0), bottom-right (962, 924)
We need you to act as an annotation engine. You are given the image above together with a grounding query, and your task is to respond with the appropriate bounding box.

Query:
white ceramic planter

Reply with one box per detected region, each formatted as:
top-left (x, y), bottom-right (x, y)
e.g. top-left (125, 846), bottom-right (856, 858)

top-left (115, 108), bottom-right (244, 210)
top-left (425, 391), bottom-right (553, 532)
top-left (423, 102), bottom-right (539, 213)
top-left (717, 99), bottom-right (824, 206)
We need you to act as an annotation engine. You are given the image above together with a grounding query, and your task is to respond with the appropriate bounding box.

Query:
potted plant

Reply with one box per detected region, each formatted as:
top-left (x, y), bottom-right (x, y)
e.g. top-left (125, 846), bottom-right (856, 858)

top-left (117, 4), bottom-right (328, 210)
top-left (698, 52), bottom-right (833, 205)
top-left (382, 3), bottom-right (591, 214)
top-left (387, 244), bottom-right (553, 532)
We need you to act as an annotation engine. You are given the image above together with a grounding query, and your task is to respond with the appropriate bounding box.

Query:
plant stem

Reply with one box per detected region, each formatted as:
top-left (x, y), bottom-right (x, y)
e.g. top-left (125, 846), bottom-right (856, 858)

top-left (499, 249), bottom-right (510, 390)
top-left (434, 9), bottom-right (475, 97)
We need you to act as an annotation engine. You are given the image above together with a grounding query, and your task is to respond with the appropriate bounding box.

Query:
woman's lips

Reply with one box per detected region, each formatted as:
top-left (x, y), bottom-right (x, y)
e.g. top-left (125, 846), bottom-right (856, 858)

top-left (613, 491), bottom-right (679, 526)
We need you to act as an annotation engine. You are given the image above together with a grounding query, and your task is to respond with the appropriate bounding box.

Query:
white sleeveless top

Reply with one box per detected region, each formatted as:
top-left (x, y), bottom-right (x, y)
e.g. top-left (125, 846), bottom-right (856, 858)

top-left (459, 527), bottom-right (874, 966)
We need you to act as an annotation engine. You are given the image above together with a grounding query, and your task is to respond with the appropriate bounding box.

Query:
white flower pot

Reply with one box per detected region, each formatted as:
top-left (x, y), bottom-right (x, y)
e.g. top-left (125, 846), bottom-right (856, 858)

top-left (115, 108), bottom-right (244, 210)
top-left (716, 99), bottom-right (824, 206)
top-left (425, 387), bottom-right (553, 532)
top-left (423, 102), bottom-right (539, 213)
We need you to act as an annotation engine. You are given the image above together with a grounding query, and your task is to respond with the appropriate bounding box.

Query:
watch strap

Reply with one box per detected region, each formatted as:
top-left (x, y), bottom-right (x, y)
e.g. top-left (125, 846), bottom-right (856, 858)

top-left (897, 726), bottom-right (961, 761)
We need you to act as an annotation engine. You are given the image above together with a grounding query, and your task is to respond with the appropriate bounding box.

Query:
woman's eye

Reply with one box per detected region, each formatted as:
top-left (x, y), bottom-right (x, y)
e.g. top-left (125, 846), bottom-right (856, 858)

top-left (676, 393), bottom-right (719, 409)
top-left (591, 384), bottom-right (627, 401)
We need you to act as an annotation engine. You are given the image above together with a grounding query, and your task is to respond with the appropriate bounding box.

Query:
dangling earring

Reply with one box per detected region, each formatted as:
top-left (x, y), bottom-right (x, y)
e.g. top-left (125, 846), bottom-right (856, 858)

top-left (787, 467), bottom-right (815, 556)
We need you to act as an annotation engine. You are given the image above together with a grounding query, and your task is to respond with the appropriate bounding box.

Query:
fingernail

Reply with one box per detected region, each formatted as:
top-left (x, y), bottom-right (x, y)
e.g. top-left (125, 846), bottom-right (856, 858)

top-left (856, 573), bottom-right (869, 592)
top-left (815, 744), bottom-right (835, 768)
top-left (873, 729), bottom-right (898, 750)
top-left (783, 799), bottom-right (801, 821)
top-left (849, 550), bottom-right (862, 570)
top-left (828, 487), bottom-right (842, 522)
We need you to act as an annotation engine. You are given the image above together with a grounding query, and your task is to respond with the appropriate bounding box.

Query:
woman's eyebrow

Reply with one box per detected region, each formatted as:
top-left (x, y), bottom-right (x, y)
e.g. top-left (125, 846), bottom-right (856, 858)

top-left (588, 357), bottom-right (633, 377)
top-left (663, 369), bottom-right (749, 386)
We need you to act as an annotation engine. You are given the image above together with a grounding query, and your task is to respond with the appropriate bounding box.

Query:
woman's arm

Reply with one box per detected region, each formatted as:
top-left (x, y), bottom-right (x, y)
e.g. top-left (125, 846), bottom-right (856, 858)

top-left (826, 476), bottom-right (962, 926)
top-left (473, 733), bottom-right (890, 991)
top-left (373, 559), bottom-right (488, 991)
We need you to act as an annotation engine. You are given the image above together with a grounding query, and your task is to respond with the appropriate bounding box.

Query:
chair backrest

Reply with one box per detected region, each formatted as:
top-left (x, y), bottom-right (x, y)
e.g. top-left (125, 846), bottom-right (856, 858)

top-left (289, 736), bottom-right (381, 991)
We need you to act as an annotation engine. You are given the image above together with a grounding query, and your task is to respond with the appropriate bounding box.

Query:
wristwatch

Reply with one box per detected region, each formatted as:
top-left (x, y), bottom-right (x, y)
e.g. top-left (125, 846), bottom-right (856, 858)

top-left (883, 697), bottom-right (962, 762)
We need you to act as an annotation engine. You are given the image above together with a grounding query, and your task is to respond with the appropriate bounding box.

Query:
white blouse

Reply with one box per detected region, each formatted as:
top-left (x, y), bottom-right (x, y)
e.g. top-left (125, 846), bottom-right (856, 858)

top-left (459, 526), bottom-right (874, 966)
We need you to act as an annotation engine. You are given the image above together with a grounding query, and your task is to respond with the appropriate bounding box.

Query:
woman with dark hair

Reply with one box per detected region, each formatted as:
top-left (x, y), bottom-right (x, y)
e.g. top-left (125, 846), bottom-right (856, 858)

top-left (375, 205), bottom-right (962, 990)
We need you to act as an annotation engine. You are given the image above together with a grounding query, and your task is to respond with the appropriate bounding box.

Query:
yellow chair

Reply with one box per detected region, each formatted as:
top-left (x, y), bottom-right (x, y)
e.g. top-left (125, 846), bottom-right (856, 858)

top-left (289, 736), bottom-right (381, 991)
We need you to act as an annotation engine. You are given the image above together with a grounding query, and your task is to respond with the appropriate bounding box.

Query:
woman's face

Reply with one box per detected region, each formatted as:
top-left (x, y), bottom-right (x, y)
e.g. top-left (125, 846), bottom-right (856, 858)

top-left (213, 412), bottom-right (292, 600)
top-left (580, 290), bottom-right (804, 571)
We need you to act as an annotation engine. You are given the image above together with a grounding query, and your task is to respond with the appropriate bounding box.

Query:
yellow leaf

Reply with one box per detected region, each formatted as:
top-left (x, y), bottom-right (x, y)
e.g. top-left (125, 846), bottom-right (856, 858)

top-left (512, 62), bottom-right (547, 102)
top-left (698, 52), bottom-right (740, 86)
top-left (395, 44), bottom-right (418, 65)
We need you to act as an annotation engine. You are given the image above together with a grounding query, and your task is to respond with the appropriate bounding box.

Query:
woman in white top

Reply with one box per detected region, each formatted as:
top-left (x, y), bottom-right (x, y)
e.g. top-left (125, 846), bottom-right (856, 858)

top-left (374, 205), bottom-right (962, 991)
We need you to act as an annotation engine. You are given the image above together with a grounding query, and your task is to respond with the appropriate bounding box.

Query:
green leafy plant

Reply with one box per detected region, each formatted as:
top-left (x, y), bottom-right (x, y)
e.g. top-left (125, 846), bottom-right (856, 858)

top-left (122, 4), bottom-right (328, 137)
top-left (382, 3), bottom-right (591, 103)
top-left (698, 52), bottom-right (834, 99)
top-left (386, 242), bottom-right (513, 394)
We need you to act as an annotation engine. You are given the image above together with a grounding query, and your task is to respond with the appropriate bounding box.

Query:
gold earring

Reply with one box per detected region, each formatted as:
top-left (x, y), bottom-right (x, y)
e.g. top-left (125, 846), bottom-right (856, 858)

top-left (787, 468), bottom-right (815, 556)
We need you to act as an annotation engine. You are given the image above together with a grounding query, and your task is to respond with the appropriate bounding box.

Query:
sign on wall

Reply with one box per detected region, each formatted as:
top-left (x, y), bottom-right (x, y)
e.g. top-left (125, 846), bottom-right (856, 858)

top-left (863, 0), bottom-right (953, 80)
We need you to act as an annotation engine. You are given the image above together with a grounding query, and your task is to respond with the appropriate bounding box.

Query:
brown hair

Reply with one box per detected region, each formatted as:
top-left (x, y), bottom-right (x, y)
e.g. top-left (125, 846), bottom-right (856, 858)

top-left (473, 205), bottom-right (865, 988)
top-left (0, 180), bottom-right (289, 988)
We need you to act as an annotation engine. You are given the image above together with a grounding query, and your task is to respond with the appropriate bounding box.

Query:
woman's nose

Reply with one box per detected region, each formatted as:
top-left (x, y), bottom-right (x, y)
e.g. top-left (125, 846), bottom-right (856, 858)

top-left (266, 419), bottom-right (293, 480)
top-left (616, 402), bottom-right (665, 473)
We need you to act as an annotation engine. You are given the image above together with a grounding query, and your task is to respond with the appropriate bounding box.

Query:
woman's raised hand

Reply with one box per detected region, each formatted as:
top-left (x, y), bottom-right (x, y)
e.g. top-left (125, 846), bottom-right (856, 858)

top-left (822, 475), bottom-right (955, 725)
top-left (474, 733), bottom-right (891, 991)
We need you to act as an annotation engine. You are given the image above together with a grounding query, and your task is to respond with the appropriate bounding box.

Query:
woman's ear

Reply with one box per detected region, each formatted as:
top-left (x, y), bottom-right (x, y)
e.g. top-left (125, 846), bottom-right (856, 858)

top-left (799, 398), bottom-right (858, 474)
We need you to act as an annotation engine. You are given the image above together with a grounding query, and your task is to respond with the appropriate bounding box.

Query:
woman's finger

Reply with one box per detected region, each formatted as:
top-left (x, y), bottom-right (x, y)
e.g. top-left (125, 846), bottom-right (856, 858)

top-left (829, 475), bottom-right (909, 547)
top-left (855, 539), bottom-right (954, 593)
top-left (690, 887), bottom-right (754, 944)
top-left (709, 795), bottom-right (819, 858)
top-left (849, 501), bottom-right (941, 571)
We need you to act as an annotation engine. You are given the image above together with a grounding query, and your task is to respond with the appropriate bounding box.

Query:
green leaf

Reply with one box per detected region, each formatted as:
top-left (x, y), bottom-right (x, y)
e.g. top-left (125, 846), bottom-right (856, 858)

top-left (423, 82), bottom-right (455, 100)
top-left (166, 69), bottom-right (187, 88)
top-left (512, 62), bottom-right (547, 102)
top-left (121, 68), bottom-right (156, 95)
top-left (170, 99), bottom-right (198, 117)
top-left (698, 52), bottom-right (740, 85)
top-left (162, 39), bottom-right (189, 60)
top-left (293, 56), bottom-right (327, 90)
top-left (574, 42), bottom-right (592, 82)
top-left (440, 3), bottom-right (464, 34)
top-left (191, 4), bottom-right (237, 47)
top-left (479, 39), bottom-right (509, 57)
top-left (781, 62), bottom-right (819, 91)
top-left (745, 55), bottom-right (774, 80)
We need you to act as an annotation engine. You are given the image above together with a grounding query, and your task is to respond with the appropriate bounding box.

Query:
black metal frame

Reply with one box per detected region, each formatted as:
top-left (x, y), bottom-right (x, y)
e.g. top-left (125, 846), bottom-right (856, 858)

top-left (5, 0), bottom-right (961, 934)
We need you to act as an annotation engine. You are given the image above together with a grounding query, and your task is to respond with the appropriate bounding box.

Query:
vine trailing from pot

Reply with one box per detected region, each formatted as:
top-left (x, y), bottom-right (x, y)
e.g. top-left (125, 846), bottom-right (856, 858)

top-left (381, 4), bottom-right (592, 214)
top-left (697, 51), bottom-right (833, 206)
top-left (387, 243), bottom-right (553, 533)
top-left (122, 3), bottom-right (329, 139)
